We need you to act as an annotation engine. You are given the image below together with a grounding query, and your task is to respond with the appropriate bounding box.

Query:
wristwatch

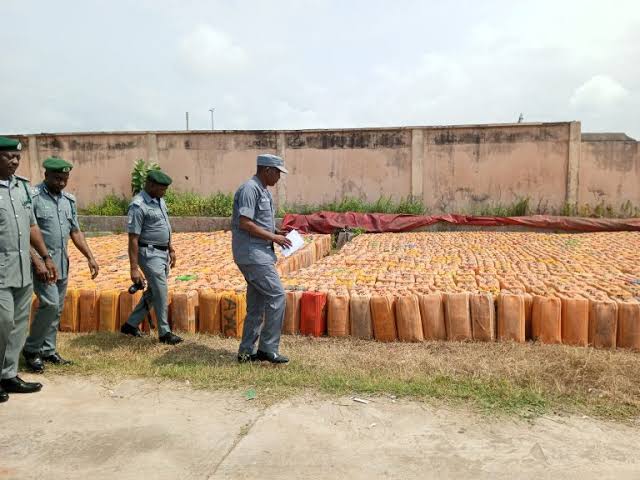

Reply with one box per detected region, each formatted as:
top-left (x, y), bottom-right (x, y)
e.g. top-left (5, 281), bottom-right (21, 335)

top-left (42, 253), bottom-right (52, 261)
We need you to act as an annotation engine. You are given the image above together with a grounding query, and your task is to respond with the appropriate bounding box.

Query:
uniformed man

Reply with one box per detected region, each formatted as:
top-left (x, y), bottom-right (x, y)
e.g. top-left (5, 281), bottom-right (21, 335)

top-left (0, 137), bottom-right (58, 404)
top-left (23, 157), bottom-right (99, 373)
top-left (120, 169), bottom-right (183, 345)
top-left (233, 154), bottom-right (292, 364)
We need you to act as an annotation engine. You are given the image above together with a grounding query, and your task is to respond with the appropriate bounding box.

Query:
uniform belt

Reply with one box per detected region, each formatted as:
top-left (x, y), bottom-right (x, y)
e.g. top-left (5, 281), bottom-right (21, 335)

top-left (139, 242), bottom-right (169, 251)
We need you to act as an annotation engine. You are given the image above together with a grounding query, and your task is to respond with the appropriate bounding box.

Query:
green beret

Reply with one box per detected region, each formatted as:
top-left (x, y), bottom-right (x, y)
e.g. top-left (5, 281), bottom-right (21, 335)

top-left (147, 169), bottom-right (172, 186)
top-left (43, 157), bottom-right (73, 173)
top-left (0, 136), bottom-right (22, 152)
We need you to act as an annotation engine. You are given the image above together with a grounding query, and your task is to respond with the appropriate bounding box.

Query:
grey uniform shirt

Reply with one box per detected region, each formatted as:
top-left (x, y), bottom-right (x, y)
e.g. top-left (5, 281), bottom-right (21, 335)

top-left (127, 191), bottom-right (172, 246)
top-left (232, 176), bottom-right (277, 265)
top-left (0, 175), bottom-right (36, 288)
top-left (31, 183), bottom-right (80, 280)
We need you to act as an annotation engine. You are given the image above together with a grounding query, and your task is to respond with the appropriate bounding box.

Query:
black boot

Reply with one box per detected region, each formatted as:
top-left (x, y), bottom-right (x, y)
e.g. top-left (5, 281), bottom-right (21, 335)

top-left (120, 322), bottom-right (142, 337)
top-left (0, 376), bottom-right (43, 394)
top-left (159, 332), bottom-right (183, 345)
top-left (23, 351), bottom-right (45, 374)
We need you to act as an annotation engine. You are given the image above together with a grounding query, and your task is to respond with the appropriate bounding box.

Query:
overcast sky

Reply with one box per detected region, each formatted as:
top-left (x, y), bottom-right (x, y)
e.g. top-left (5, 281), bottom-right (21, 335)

top-left (2, 0), bottom-right (639, 138)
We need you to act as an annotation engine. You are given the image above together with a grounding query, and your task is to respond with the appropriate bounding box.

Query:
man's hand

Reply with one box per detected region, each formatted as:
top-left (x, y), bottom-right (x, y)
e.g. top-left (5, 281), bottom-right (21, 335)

top-left (276, 226), bottom-right (292, 236)
top-left (88, 258), bottom-right (99, 279)
top-left (130, 266), bottom-right (143, 285)
top-left (169, 249), bottom-right (177, 268)
top-left (44, 257), bottom-right (58, 283)
top-left (273, 234), bottom-right (293, 249)
top-left (33, 258), bottom-right (49, 283)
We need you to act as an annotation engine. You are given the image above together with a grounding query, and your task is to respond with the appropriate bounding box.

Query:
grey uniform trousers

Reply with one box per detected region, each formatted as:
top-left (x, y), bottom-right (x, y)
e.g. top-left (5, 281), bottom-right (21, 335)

top-left (24, 277), bottom-right (68, 356)
top-left (237, 263), bottom-right (285, 355)
top-left (0, 285), bottom-right (33, 379)
top-left (126, 246), bottom-right (171, 336)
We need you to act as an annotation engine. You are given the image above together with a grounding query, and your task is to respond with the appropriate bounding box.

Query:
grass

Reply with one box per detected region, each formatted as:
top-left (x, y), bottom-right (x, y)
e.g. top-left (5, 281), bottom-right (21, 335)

top-left (162, 190), bottom-right (234, 217)
top-left (80, 191), bottom-right (234, 217)
top-left (464, 197), bottom-right (531, 217)
top-left (49, 332), bottom-right (640, 420)
top-left (278, 195), bottom-right (427, 216)
top-left (81, 194), bottom-right (130, 216)
top-left (561, 200), bottom-right (640, 218)
top-left (80, 193), bottom-right (640, 219)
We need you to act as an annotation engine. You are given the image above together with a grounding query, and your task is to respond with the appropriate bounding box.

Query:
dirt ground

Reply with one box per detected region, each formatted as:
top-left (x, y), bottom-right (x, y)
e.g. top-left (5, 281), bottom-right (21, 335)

top-left (1, 375), bottom-right (639, 480)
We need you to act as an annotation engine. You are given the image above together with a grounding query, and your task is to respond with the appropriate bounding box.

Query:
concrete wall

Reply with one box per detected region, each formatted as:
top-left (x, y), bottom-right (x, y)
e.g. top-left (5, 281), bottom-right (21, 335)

top-left (579, 137), bottom-right (640, 208)
top-left (13, 121), bottom-right (638, 213)
top-left (421, 124), bottom-right (571, 212)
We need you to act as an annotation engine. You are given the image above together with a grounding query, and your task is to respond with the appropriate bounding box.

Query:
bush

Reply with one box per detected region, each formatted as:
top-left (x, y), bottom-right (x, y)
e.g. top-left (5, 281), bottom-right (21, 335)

top-left (131, 159), bottom-right (160, 195)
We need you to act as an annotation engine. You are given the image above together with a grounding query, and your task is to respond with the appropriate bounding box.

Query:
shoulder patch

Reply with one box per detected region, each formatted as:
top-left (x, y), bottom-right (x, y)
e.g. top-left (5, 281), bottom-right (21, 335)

top-left (63, 191), bottom-right (76, 202)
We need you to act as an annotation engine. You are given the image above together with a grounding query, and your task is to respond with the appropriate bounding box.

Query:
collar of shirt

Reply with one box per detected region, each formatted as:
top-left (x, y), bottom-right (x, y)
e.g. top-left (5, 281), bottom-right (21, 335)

top-left (252, 175), bottom-right (268, 192)
top-left (0, 178), bottom-right (9, 188)
top-left (141, 190), bottom-right (161, 205)
top-left (41, 183), bottom-right (62, 200)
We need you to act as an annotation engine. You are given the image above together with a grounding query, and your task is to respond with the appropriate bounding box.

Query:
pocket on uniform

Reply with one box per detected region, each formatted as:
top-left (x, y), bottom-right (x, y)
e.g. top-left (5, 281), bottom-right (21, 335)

top-left (35, 210), bottom-right (52, 224)
top-left (0, 252), bottom-right (7, 284)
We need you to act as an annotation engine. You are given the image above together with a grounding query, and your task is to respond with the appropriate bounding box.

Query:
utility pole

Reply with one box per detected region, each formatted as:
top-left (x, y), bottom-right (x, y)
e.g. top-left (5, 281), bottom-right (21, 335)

top-left (209, 107), bottom-right (215, 130)
top-left (185, 111), bottom-right (189, 131)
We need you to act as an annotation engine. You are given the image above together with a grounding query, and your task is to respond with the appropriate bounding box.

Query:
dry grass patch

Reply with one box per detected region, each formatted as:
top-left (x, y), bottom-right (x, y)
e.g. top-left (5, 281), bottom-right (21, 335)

top-left (49, 333), bottom-right (640, 420)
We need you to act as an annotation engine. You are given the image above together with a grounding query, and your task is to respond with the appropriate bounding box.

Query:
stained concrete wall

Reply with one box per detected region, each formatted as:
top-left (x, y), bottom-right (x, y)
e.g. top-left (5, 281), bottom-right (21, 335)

top-left (14, 121), bottom-right (635, 213)
top-left (579, 138), bottom-right (640, 207)
top-left (421, 124), bottom-right (571, 212)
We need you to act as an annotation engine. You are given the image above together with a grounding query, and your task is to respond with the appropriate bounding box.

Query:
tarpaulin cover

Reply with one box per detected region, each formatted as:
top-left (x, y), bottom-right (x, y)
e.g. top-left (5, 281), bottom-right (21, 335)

top-left (282, 212), bottom-right (640, 234)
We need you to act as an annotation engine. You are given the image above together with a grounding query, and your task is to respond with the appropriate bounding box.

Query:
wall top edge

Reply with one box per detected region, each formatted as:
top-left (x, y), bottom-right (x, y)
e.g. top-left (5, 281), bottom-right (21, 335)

top-left (2, 121), bottom-right (578, 138)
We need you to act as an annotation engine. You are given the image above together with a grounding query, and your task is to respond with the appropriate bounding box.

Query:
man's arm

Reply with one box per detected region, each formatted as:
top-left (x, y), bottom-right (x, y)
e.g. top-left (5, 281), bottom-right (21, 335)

top-left (128, 233), bottom-right (143, 285)
top-left (239, 216), bottom-right (292, 248)
top-left (168, 240), bottom-right (176, 268)
top-left (70, 229), bottom-right (99, 279)
top-left (30, 224), bottom-right (57, 282)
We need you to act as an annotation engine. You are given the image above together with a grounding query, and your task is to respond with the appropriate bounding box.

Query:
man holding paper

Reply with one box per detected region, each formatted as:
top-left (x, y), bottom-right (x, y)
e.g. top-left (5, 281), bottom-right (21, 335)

top-left (232, 154), bottom-right (292, 364)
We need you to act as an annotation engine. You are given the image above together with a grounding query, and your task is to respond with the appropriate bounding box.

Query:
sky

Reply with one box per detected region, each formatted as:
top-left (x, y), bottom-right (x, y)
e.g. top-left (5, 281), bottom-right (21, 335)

top-left (1, 0), bottom-right (639, 138)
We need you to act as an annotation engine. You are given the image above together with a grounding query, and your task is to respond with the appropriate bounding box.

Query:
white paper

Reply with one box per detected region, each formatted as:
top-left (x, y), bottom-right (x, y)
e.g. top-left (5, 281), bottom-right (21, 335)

top-left (281, 229), bottom-right (305, 257)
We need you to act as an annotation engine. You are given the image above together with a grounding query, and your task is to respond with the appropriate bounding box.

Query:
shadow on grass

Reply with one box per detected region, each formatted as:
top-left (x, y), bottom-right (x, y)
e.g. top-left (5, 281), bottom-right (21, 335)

top-left (153, 341), bottom-right (237, 368)
top-left (68, 331), bottom-right (160, 352)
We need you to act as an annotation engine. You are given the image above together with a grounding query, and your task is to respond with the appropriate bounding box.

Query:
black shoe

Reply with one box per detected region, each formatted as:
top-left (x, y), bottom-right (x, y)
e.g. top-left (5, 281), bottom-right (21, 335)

top-left (0, 387), bottom-right (7, 403)
top-left (237, 352), bottom-right (259, 364)
top-left (255, 350), bottom-right (289, 364)
top-left (121, 323), bottom-right (142, 337)
top-left (0, 376), bottom-right (42, 394)
top-left (159, 332), bottom-right (183, 345)
top-left (42, 352), bottom-right (73, 366)
top-left (22, 351), bottom-right (45, 374)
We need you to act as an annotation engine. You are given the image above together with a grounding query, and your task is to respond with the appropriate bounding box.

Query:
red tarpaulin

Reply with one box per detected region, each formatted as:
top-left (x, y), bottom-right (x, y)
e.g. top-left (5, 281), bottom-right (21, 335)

top-left (282, 212), bottom-right (640, 234)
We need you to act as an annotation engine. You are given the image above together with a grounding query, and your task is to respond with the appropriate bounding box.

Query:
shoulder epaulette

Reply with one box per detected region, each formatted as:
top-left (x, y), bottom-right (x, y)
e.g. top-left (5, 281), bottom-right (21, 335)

top-left (130, 195), bottom-right (144, 207)
top-left (62, 191), bottom-right (76, 203)
top-left (14, 175), bottom-right (30, 183)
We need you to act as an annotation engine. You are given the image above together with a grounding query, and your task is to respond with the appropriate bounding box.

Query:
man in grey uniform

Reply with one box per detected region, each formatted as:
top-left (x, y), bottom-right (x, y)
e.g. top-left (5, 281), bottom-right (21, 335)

top-left (0, 137), bottom-right (57, 403)
top-left (23, 157), bottom-right (100, 373)
top-left (233, 154), bottom-right (292, 364)
top-left (120, 169), bottom-right (182, 345)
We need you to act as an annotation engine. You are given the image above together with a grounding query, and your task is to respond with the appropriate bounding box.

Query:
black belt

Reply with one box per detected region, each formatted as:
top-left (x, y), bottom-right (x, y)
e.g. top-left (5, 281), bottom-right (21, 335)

top-left (139, 242), bottom-right (168, 251)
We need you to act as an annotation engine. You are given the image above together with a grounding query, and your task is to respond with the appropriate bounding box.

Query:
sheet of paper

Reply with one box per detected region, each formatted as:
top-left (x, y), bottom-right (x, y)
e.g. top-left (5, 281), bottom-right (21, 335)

top-left (281, 229), bottom-right (305, 257)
